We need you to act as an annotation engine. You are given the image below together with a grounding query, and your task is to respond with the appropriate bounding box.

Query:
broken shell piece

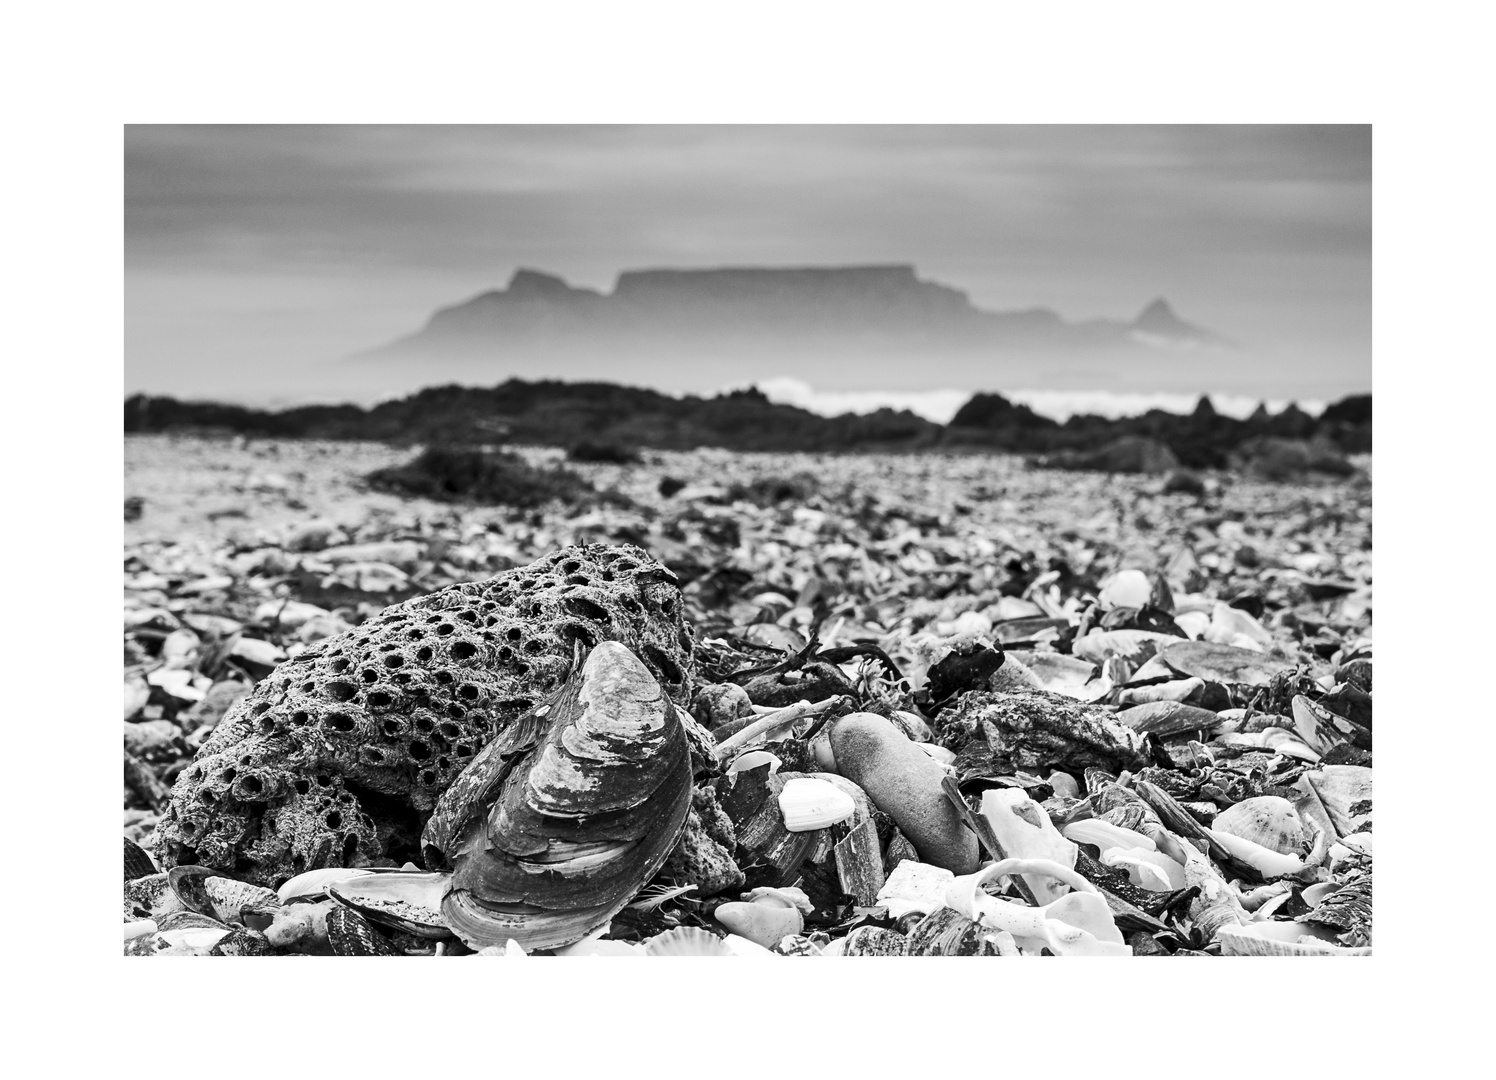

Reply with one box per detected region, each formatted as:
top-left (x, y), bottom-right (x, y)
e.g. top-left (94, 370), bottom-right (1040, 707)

top-left (979, 788), bottom-right (1078, 903)
top-left (1207, 829), bottom-right (1306, 878)
top-left (777, 776), bottom-right (856, 832)
top-left (1216, 922), bottom-right (1371, 956)
top-left (727, 749), bottom-right (782, 777)
top-left (1260, 727), bottom-right (1321, 762)
top-left (945, 859), bottom-right (1127, 956)
top-left (1179, 843), bottom-right (1249, 942)
top-left (1062, 818), bottom-right (1157, 853)
top-left (476, 939), bottom-right (530, 956)
top-left (328, 871), bottom-right (452, 939)
top-left (1115, 677), bottom-right (1205, 707)
top-left (124, 919), bottom-right (158, 941)
top-left (276, 867), bottom-right (376, 904)
top-left (157, 926), bottom-right (233, 954)
top-left (1100, 847), bottom-right (1186, 891)
top-left (715, 893), bottom-right (806, 948)
top-left (1302, 882), bottom-right (1341, 909)
top-left (875, 860), bottom-right (956, 920)
top-left (743, 885), bottom-right (813, 914)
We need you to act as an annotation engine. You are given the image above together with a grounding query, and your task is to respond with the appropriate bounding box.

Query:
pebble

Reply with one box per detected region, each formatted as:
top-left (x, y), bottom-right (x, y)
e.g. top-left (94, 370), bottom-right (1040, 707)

top-left (828, 712), bottom-right (980, 874)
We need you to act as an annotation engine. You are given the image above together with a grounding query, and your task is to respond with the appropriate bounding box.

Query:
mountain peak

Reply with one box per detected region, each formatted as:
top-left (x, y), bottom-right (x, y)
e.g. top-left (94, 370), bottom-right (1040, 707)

top-left (1131, 297), bottom-right (1223, 347)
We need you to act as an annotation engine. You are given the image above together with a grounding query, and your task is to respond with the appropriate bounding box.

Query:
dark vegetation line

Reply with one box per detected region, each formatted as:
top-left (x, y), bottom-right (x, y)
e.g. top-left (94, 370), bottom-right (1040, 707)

top-left (123, 380), bottom-right (1371, 470)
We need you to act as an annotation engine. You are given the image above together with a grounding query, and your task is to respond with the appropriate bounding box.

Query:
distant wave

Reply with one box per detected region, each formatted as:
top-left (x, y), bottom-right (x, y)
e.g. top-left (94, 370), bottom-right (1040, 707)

top-left (749, 376), bottom-right (1327, 424)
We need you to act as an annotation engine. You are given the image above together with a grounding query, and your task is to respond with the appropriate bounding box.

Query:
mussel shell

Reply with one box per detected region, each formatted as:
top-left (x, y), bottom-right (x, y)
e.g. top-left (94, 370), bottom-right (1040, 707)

top-left (326, 905), bottom-right (400, 956)
top-left (328, 872), bottom-right (451, 939)
top-left (431, 642), bottom-right (694, 951)
top-left (168, 865), bottom-right (228, 917)
top-left (124, 837), bottom-right (156, 882)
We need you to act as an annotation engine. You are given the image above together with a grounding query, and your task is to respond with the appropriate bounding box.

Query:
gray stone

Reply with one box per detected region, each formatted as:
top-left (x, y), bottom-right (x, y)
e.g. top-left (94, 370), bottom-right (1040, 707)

top-left (828, 712), bottom-right (980, 874)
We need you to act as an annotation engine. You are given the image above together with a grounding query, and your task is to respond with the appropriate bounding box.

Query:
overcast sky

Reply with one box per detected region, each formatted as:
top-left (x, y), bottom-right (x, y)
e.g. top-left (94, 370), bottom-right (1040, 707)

top-left (124, 125), bottom-right (1370, 410)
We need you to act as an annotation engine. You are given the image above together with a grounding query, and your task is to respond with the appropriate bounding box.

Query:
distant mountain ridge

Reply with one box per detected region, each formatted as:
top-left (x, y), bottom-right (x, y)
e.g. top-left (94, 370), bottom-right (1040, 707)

top-left (354, 264), bottom-right (1229, 395)
top-left (124, 381), bottom-right (1371, 469)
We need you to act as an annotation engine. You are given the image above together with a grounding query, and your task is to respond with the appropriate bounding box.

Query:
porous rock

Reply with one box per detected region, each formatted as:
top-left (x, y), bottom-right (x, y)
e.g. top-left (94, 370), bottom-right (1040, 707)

top-left (659, 787), bottom-right (745, 897)
top-left (156, 544), bottom-right (697, 888)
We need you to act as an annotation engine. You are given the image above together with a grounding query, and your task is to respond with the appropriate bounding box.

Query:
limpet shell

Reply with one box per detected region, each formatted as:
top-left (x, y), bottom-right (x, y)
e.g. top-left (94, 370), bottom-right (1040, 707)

top-left (203, 876), bottom-right (279, 926)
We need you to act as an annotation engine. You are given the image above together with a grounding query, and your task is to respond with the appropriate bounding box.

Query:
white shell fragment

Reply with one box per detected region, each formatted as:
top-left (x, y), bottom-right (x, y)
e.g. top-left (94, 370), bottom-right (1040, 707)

top-left (979, 788), bottom-right (1078, 903)
top-left (778, 776), bottom-right (856, 832)
top-left (875, 860), bottom-right (955, 919)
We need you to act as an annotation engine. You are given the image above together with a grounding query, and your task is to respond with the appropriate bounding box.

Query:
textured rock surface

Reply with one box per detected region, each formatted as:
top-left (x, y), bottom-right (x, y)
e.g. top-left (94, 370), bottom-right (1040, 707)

top-left (940, 689), bottom-right (1151, 780)
top-left (829, 712), bottom-right (980, 875)
top-left (155, 544), bottom-right (697, 887)
top-left (658, 787), bottom-right (744, 897)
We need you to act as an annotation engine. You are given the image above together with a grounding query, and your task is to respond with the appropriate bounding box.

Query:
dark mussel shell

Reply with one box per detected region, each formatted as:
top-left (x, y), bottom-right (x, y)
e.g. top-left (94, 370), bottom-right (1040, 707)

top-left (124, 837), bottom-right (157, 883)
top-left (326, 906), bottom-right (400, 956)
top-left (423, 641), bottom-right (693, 952)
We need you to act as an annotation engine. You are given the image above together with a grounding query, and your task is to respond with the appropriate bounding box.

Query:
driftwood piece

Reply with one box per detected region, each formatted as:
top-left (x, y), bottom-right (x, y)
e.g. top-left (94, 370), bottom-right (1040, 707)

top-left (834, 818), bottom-right (886, 906)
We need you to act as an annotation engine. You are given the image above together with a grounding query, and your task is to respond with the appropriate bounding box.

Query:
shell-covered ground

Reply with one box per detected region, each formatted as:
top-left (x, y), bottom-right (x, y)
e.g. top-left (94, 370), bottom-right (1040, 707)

top-left (123, 434), bottom-right (1372, 956)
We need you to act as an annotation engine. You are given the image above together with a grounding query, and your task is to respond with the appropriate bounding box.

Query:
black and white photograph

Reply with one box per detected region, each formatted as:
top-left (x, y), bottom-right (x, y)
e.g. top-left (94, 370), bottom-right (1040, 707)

top-left (121, 123), bottom-right (1374, 960)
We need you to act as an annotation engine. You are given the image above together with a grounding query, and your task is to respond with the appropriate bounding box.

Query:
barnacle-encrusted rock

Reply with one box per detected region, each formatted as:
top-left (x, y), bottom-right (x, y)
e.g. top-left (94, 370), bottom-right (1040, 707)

top-left (156, 544), bottom-right (697, 888)
top-left (939, 690), bottom-right (1152, 780)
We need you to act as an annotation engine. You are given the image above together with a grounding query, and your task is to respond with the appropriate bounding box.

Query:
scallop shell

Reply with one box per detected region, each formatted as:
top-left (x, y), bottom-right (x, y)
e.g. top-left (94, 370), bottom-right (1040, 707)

top-left (426, 642), bottom-right (694, 953)
top-left (777, 776), bottom-right (856, 832)
top-left (1212, 796), bottom-right (1309, 856)
top-left (641, 926), bottom-right (736, 956)
top-left (328, 871), bottom-right (451, 939)
top-left (203, 876), bottom-right (279, 926)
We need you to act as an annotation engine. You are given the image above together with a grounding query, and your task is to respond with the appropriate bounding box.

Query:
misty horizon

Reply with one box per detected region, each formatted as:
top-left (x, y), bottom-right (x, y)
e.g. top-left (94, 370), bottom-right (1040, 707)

top-left (125, 125), bottom-right (1370, 412)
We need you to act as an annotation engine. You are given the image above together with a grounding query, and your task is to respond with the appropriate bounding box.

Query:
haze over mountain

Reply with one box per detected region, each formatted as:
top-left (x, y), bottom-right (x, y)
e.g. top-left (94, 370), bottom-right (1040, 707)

top-left (125, 125), bottom-right (1371, 414)
top-left (349, 263), bottom-right (1248, 405)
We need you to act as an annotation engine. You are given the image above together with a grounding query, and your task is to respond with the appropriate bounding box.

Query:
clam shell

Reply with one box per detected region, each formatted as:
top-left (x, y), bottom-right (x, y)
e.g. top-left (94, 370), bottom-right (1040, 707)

top-left (276, 867), bottom-right (376, 904)
top-left (328, 871), bottom-right (451, 939)
top-left (777, 776), bottom-right (856, 832)
top-left (1212, 796), bottom-right (1308, 856)
top-left (429, 642), bottom-right (694, 952)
